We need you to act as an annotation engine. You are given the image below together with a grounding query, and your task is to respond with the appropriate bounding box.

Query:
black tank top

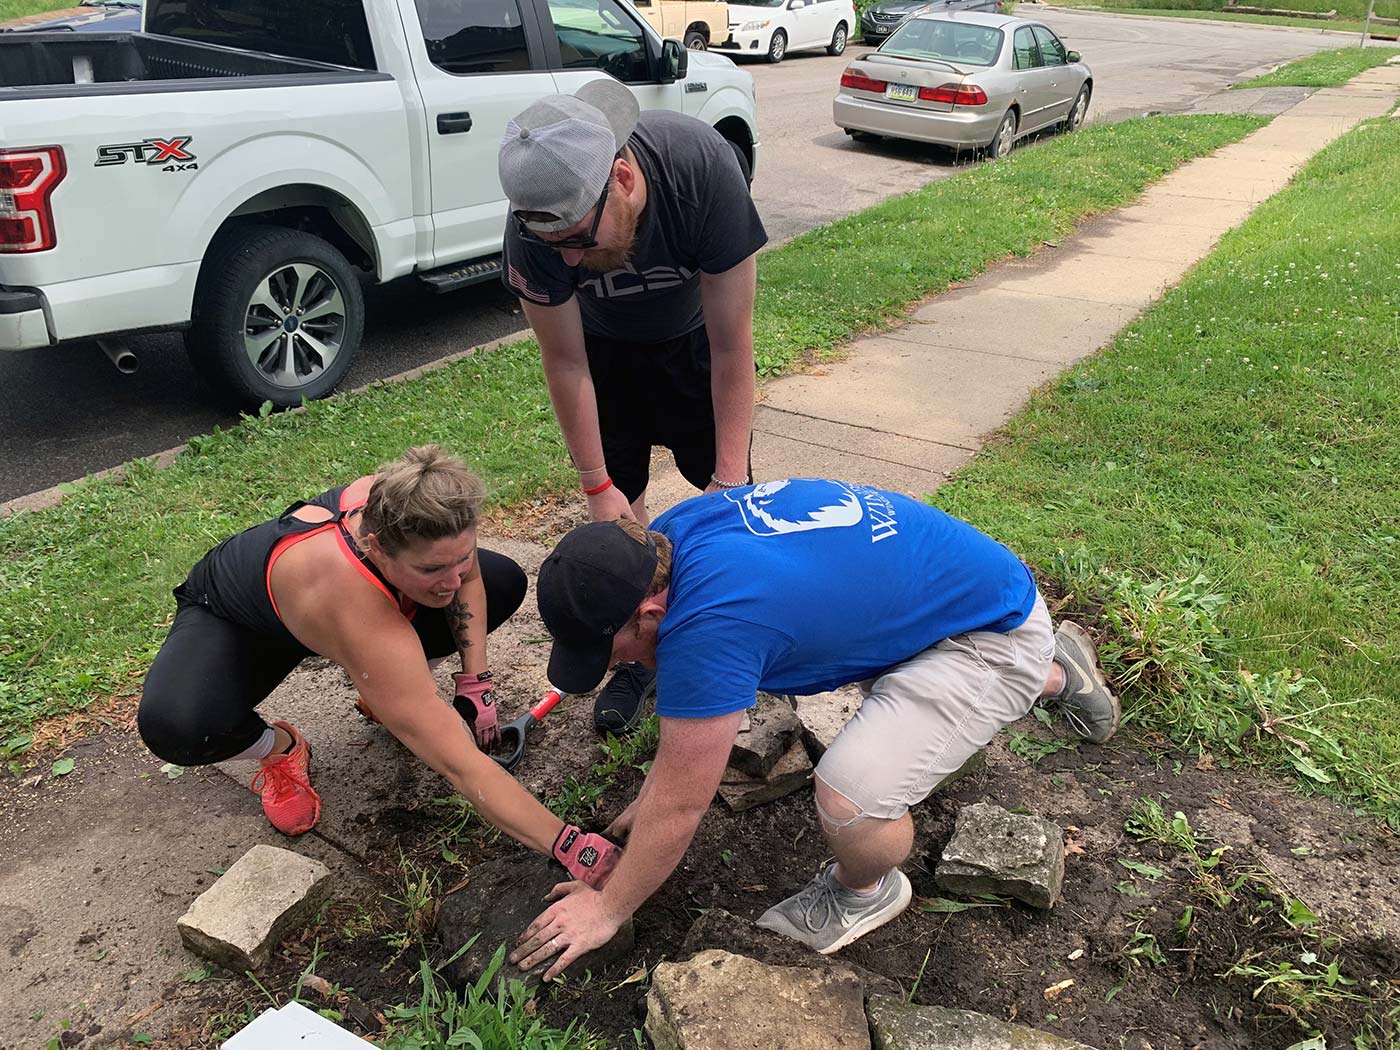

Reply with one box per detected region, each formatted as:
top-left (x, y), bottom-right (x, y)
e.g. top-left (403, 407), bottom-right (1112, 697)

top-left (175, 485), bottom-right (406, 648)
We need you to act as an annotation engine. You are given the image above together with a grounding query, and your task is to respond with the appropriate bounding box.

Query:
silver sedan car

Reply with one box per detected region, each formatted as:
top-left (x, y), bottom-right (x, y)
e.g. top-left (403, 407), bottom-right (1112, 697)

top-left (833, 12), bottom-right (1092, 156)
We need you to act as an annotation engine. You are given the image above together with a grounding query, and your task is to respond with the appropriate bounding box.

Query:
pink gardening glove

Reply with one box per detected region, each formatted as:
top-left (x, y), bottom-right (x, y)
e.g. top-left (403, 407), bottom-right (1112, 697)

top-left (552, 824), bottom-right (622, 889)
top-left (452, 671), bottom-right (499, 749)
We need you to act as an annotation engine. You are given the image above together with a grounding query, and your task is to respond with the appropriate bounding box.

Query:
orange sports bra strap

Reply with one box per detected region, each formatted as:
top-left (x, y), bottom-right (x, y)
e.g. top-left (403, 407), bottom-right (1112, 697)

top-left (333, 526), bottom-right (398, 606)
top-left (265, 519), bottom-right (337, 622)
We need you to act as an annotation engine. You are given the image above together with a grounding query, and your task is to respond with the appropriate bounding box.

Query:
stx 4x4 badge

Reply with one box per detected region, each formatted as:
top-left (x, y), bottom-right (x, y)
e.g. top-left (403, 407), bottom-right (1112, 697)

top-left (95, 136), bottom-right (197, 172)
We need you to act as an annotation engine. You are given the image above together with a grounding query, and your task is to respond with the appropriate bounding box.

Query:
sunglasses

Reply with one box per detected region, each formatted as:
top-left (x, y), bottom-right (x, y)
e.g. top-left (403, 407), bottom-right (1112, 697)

top-left (513, 180), bottom-right (610, 252)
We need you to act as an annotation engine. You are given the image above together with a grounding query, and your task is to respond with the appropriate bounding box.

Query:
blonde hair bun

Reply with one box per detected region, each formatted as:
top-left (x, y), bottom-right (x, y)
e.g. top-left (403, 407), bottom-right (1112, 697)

top-left (361, 445), bottom-right (485, 554)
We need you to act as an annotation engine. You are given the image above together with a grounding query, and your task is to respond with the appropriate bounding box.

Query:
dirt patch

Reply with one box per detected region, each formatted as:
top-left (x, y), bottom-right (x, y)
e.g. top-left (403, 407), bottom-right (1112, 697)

top-left (168, 724), bottom-right (1398, 1050)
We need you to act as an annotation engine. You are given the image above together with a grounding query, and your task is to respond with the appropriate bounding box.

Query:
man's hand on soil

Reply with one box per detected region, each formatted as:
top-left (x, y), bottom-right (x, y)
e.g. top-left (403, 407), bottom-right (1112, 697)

top-left (587, 484), bottom-right (635, 523)
top-left (511, 881), bottom-right (625, 982)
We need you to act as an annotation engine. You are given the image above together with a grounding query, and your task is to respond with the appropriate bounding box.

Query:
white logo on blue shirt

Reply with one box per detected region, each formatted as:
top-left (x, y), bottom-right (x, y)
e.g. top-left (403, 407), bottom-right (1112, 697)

top-left (724, 480), bottom-right (865, 537)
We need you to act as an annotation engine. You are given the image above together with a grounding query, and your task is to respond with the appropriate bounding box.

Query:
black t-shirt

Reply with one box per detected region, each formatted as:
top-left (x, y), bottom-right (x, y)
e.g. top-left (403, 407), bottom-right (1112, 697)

top-left (502, 110), bottom-right (768, 343)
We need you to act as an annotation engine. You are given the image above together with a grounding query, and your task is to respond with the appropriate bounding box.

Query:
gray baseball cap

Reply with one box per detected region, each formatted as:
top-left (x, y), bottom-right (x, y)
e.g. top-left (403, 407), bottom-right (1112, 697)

top-left (498, 78), bottom-right (641, 234)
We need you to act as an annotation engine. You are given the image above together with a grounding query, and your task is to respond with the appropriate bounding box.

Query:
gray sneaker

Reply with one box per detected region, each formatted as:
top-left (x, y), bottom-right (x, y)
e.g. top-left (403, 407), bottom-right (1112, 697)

top-left (756, 865), bottom-right (912, 955)
top-left (1049, 620), bottom-right (1121, 744)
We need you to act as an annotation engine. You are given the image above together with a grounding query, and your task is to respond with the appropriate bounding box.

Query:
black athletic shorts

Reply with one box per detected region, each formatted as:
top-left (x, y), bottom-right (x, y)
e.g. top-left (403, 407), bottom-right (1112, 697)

top-left (585, 326), bottom-right (737, 504)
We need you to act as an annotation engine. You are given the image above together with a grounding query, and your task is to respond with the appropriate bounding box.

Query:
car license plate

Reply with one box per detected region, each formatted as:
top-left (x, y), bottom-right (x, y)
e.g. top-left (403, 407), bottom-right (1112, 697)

top-left (885, 83), bottom-right (918, 102)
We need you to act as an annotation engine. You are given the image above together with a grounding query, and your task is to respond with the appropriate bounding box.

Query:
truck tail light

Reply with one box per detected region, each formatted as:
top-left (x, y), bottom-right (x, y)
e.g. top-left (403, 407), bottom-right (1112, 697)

top-left (841, 69), bottom-right (887, 93)
top-left (918, 83), bottom-right (989, 106)
top-left (0, 146), bottom-right (67, 254)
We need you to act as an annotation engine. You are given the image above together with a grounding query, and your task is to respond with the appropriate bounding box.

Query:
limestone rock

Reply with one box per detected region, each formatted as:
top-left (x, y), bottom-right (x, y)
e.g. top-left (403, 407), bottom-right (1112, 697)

top-left (682, 908), bottom-right (902, 999)
top-left (868, 997), bottom-right (1099, 1049)
top-left (729, 694), bottom-right (802, 778)
top-left (646, 949), bottom-right (870, 1050)
top-left (435, 853), bottom-right (633, 989)
top-left (177, 844), bottom-right (332, 972)
top-left (793, 687), bottom-right (863, 757)
top-left (718, 740), bottom-right (813, 812)
top-left (935, 802), bottom-right (1065, 910)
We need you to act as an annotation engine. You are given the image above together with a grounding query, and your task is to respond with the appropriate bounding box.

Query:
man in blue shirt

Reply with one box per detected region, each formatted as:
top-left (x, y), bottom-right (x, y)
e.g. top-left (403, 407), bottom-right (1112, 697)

top-left (511, 480), bottom-right (1118, 975)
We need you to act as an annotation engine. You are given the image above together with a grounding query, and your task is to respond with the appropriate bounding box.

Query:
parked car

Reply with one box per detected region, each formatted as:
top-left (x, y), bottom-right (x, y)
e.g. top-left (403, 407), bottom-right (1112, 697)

top-left (718, 0), bottom-right (857, 62)
top-left (0, 0), bottom-right (141, 32)
top-left (859, 0), bottom-right (999, 46)
top-left (629, 0), bottom-right (729, 50)
top-left (0, 0), bottom-right (759, 409)
top-left (833, 12), bottom-right (1090, 156)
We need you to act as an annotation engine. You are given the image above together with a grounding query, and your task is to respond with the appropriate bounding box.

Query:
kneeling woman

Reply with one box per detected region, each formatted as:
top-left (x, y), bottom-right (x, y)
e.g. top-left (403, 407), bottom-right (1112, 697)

top-left (139, 445), bottom-right (614, 882)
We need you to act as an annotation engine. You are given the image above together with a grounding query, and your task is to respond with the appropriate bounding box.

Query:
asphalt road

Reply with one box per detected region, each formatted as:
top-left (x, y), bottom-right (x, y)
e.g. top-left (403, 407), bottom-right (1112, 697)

top-left (0, 10), bottom-right (1343, 503)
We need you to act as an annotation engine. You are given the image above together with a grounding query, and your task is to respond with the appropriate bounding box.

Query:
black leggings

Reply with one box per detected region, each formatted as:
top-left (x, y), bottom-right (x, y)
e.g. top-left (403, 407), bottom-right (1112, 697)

top-left (138, 549), bottom-right (528, 766)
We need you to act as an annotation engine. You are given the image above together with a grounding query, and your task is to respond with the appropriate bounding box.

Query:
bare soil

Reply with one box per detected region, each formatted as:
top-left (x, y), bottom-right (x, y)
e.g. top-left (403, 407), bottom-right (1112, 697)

top-left (169, 723), bottom-right (1399, 1050)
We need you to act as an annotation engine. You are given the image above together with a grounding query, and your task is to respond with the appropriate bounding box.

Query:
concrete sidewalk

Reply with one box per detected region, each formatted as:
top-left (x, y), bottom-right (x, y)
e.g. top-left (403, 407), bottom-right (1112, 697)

top-left (645, 63), bottom-right (1400, 512)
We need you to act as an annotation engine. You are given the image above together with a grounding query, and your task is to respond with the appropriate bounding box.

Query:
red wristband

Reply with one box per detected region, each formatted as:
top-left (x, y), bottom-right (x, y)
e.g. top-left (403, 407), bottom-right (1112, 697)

top-left (583, 477), bottom-right (614, 496)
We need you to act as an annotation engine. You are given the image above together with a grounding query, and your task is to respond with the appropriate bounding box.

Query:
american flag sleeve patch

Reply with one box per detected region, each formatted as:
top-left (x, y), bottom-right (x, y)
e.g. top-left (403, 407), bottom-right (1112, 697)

top-left (507, 262), bottom-right (551, 304)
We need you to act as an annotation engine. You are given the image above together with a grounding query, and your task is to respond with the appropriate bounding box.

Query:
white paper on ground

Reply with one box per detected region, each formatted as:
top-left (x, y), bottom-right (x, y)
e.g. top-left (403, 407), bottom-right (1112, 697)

top-left (223, 1001), bottom-right (376, 1048)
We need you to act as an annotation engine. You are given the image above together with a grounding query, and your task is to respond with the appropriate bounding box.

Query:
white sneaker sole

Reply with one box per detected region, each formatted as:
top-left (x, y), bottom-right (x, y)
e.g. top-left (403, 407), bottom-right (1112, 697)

top-left (817, 870), bottom-right (914, 955)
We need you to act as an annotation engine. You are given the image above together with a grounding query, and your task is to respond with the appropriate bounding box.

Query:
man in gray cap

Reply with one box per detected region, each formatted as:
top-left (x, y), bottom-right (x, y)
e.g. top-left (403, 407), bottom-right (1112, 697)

top-left (498, 78), bottom-right (767, 737)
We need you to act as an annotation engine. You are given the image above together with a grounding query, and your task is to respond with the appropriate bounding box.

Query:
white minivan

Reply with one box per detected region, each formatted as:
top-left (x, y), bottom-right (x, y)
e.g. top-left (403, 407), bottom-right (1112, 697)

top-left (718, 0), bottom-right (856, 62)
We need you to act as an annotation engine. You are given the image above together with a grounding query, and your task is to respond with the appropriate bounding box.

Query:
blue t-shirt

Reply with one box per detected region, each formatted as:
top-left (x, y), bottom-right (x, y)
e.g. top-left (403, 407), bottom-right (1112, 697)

top-left (651, 479), bottom-right (1037, 718)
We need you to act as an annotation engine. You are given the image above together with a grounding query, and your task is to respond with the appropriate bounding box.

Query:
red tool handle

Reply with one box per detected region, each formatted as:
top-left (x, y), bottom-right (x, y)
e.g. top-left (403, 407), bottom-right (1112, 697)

top-left (530, 689), bottom-right (566, 721)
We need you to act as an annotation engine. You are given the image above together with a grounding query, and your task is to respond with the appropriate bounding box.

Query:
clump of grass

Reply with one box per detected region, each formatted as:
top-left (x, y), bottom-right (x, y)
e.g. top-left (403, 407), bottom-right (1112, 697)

top-left (1125, 798), bottom-right (1234, 905)
top-left (1044, 551), bottom-right (1379, 810)
top-left (1049, 550), bottom-right (1233, 724)
top-left (382, 853), bottom-right (442, 968)
top-left (549, 716), bottom-right (659, 826)
top-left (381, 950), bottom-right (606, 1050)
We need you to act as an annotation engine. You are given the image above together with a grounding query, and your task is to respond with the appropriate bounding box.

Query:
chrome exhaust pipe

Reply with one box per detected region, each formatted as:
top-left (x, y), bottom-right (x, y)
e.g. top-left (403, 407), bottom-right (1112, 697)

top-left (97, 339), bottom-right (137, 375)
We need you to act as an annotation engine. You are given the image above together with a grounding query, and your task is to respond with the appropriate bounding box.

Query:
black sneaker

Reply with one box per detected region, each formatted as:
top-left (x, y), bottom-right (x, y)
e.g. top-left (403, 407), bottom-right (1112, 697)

top-left (593, 663), bottom-right (656, 736)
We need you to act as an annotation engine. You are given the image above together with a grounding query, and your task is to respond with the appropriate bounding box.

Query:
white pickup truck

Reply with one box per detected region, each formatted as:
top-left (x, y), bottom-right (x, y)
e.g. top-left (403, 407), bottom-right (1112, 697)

top-left (0, 0), bottom-right (759, 408)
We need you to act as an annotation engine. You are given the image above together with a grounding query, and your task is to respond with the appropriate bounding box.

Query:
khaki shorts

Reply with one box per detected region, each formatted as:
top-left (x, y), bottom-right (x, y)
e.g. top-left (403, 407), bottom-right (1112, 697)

top-left (815, 593), bottom-right (1054, 821)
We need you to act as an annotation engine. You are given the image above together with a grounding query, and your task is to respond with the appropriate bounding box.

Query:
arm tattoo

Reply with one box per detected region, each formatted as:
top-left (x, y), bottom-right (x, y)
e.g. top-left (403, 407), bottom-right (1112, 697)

top-left (447, 598), bottom-right (474, 651)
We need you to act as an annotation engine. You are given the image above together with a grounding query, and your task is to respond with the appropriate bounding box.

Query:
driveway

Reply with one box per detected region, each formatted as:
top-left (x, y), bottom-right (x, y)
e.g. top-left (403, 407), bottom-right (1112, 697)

top-left (0, 10), bottom-right (1343, 504)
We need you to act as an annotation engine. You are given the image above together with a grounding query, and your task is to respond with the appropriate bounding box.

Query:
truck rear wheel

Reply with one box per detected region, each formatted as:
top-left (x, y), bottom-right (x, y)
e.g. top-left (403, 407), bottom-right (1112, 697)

top-left (185, 225), bottom-right (364, 411)
top-left (683, 28), bottom-right (707, 50)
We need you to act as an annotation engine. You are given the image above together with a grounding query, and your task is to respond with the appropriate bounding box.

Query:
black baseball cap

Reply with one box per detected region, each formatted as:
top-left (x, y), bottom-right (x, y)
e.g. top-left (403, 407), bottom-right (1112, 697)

top-left (537, 521), bottom-right (659, 694)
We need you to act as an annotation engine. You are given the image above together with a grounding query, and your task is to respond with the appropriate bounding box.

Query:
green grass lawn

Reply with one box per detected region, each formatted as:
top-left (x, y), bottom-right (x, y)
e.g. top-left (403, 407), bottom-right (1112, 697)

top-left (1233, 45), bottom-right (1400, 87)
top-left (0, 115), bottom-right (1263, 756)
top-left (0, 0), bottom-right (77, 22)
top-left (933, 118), bottom-right (1400, 827)
top-left (1041, 0), bottom-right (1399, 35)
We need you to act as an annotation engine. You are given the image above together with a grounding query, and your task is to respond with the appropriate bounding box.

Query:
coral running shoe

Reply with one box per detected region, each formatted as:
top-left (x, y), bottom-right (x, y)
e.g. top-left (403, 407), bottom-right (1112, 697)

top-left (250, 720), bottom-right (321, 835)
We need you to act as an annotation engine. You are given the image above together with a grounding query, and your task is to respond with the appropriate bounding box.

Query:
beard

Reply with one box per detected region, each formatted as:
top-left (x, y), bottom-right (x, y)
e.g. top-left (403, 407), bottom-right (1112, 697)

top-left (580, 192), bottom-right (640, 273)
